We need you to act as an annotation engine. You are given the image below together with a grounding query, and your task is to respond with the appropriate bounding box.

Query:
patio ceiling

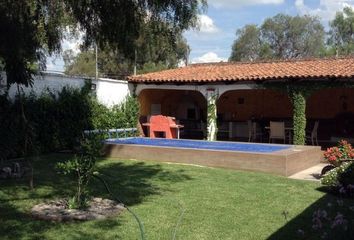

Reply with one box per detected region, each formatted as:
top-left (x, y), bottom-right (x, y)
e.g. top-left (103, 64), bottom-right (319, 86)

top-left (127, 56), bottom-right (354, 83)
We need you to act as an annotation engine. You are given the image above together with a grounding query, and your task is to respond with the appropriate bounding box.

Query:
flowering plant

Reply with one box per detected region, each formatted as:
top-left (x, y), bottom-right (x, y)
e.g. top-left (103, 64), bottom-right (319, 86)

top-left (324, 140), bottom-right (354, 167)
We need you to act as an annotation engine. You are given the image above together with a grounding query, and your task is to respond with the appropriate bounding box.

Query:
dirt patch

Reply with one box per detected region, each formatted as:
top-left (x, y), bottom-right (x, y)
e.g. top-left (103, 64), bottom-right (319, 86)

top-left (31, 198), bottom-right (125, 222)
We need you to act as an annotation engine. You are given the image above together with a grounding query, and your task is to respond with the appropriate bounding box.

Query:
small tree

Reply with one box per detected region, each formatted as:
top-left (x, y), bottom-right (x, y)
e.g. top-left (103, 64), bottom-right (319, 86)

top-left (57, 134), bottom-right (103, 209)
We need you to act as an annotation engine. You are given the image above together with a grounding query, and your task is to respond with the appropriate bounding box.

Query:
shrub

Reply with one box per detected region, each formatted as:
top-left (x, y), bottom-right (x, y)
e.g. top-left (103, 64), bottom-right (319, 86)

top-left (0, 93), bottom-right (21, 160)
top-left (120, 95), bottom-right (140, 128)
top-left (338, 162), bottom-right (354, 188)
top-left (56, 86), bottom-right (93, 149)
top-left (0, 83), bottom-right (139, 160)
top-left (323, 140), bottom-right (354, 167)
top-left (321, 162), bottom-right (352, 187)
top-left (90, 95), bottom-right (139, 131)
top-left (89, 99), bottom-right (114, 130)
top-left (57, 134), bottom-right (104, 209)
top-left (322, 161), bottom-right (354, 197)
top-left (24, 91), bottom-right (59, 153)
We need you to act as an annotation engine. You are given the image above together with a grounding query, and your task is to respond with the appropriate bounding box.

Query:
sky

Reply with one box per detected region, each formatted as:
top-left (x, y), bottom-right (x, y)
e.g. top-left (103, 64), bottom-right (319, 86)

top-left (46, 0), bottom-right (354, 72)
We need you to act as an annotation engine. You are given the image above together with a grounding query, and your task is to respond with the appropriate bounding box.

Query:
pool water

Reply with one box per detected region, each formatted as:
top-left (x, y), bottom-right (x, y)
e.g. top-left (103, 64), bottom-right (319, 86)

top-left (106, 137), bottom-right (290, 153)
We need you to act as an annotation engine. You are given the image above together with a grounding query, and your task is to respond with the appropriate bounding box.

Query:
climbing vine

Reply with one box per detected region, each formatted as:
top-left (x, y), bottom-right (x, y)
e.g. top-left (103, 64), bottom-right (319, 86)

top-left (261, 81), bottom-right (354, 145)
top-left (206, 90), bottom-right (218, 141)
top-left (290, 91), bottom-right (306, 145)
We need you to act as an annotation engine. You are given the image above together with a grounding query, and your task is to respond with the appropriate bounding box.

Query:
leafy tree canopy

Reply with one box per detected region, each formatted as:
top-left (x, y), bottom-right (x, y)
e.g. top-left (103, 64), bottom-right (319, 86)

top-left (64, 22), bottom-right (190, 77)
top-left (0, 0), bottom-right (206, 86)
top-left (64, 49), bottom-right (182, 78)
top-left (0, 1), bottom-right (66, 87)
top-left (328, 7), bottom-right (354, 56)
top-left (229, 14), bottom-right (325, 61)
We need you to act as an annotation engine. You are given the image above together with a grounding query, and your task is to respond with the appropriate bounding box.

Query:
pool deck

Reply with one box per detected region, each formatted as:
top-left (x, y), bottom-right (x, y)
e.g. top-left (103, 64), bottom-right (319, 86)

top-left (104, 139), bottom-right (322, 177)
top-left (288, 163), bottom-right (327, 181)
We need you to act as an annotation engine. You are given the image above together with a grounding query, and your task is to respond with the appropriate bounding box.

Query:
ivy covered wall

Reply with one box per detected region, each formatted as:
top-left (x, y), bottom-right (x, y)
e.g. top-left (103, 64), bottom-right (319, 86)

top-left (263, 81), bottom-right (354, 145)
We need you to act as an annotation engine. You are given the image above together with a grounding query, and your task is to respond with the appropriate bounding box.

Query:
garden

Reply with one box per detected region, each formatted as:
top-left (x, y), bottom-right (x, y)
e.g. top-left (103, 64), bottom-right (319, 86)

top-left (0, 85), bottom-right (353, 240)
top-left (0, 138), bottom-right (353, 239)
top-left (0, 152), bottom-right (353, 240)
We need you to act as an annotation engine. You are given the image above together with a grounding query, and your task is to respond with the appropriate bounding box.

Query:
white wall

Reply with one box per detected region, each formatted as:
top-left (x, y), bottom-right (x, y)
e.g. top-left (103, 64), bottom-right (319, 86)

top-left (94, 78), bottom-right (130, 106)
top-left (134, 82), bottom-right (255, 98)
top-left (6, 73), bottom-right (86, 98)
top-left (0, 72), bottom-right (130, 106)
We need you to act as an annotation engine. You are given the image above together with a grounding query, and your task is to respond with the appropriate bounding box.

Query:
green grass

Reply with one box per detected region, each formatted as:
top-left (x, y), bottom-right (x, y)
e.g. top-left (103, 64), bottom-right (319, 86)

top-left (0, 154), bottom-right (353, 240)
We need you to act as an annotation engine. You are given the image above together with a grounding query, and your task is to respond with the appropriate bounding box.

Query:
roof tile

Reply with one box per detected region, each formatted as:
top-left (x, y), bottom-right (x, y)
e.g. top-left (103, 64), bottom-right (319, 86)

top-left (127, 57), bottom-right (354, 83)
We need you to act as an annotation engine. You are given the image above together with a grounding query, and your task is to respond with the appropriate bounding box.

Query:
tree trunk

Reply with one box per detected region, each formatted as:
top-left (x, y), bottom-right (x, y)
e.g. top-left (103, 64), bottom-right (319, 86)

top-left (17, 85), bottom-right (34, 189)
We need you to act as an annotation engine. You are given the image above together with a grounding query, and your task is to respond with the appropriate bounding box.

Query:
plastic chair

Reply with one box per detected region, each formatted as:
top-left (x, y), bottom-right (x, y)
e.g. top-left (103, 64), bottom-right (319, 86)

top-left (306, 121), bottom-right (319, 145)
top-left (269, 121), bottom-right (285, 143)
top-left (248, 120), bottom-right (263, 142)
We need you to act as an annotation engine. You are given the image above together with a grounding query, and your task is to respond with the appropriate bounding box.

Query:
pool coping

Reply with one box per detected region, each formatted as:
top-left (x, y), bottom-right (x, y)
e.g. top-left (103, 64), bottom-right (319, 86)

top-left (105, 137), bottom-right (293, 154)
top-left (104, 138), bottom-right (322, 176)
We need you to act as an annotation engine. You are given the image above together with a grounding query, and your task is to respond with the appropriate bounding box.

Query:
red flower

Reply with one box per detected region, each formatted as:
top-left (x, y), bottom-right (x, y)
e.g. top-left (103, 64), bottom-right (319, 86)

top-left (323, 140), bottom-right (354, 166)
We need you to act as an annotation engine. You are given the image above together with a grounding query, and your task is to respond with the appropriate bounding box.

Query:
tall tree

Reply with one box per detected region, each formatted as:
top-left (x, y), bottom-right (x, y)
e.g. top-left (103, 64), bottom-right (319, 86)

top-left (135, 21), bottom-right (190, 71)
top-left (229, 25), bottom-right (263, 62)
top-left (0, 0), bottom-right (205, 87)
top-left (0, 0), bottom-right (205, 188)
top-left (229, 14), bottom-right (325, 61)
top-left (65, 0), bottom-right (204, 66)
top-left (0, 1), bottom-right (66, 87)
top-left (328, 7), bottom-right (354, 56)
top-left (64, 26), bottom-right (190, 77)
top-left (63, 48), bottom-right (132, 78)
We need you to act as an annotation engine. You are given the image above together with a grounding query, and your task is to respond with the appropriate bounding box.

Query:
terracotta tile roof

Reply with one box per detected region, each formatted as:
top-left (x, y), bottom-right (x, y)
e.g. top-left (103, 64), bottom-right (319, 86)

top-left (127, 57), bottom-right (354, 83)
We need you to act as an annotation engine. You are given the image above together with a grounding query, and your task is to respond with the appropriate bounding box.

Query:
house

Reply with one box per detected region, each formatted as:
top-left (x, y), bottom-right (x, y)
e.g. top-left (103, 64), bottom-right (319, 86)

top-left (127, 57), bottom-right (354, 146)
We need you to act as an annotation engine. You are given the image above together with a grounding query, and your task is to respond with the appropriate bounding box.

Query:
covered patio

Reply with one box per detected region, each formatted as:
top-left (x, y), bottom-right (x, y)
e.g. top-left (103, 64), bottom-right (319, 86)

top-left (128, 57), bottom-right (354, 148)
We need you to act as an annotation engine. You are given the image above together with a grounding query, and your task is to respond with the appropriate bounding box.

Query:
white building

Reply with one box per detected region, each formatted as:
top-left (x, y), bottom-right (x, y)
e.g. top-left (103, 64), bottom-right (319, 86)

top-left (0, 71), bottom-right (130, 106)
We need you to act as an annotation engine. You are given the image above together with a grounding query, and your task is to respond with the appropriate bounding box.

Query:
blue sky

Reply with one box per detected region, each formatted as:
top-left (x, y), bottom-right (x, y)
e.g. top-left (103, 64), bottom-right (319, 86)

top-left (186, 0), bottom-right (354, 63)
top-left (46, 0), bottom-right (354, 72)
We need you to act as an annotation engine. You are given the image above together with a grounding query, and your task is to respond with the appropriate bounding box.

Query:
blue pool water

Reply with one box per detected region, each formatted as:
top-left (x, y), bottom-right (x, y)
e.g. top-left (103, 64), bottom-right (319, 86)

top-left (106, 137), bottom-right (290, 153)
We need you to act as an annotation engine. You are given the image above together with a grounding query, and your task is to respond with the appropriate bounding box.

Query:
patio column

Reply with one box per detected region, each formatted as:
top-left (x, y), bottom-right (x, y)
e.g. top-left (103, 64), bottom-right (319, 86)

top-left (290, 91), bottom-right (306, 145)
top-left (206, 88), bottom-right (218, 141)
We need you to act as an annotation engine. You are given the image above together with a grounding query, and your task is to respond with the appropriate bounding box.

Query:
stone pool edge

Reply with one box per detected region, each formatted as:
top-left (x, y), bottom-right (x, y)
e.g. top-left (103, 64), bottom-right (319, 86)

top-left (103, 141), bottom-right (322, 177)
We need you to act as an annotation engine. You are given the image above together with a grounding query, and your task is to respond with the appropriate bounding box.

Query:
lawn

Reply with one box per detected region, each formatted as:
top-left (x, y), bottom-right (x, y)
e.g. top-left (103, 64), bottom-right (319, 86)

top-left (0, 154), bottom-right (352, 240)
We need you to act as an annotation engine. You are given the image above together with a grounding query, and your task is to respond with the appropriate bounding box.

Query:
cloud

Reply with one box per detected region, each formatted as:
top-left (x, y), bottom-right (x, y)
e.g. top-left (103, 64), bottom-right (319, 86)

top-left (208, 0), bottom-right (284, 9)
top-left (197, 15), bottom-right (219, 33)
top-left (192, 52), bottom-right (227, 63)
top-left (295, 0), bottom-right (354, 21)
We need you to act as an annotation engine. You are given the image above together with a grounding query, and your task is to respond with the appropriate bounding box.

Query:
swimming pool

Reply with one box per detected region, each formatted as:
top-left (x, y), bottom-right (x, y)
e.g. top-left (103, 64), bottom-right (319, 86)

top-left (106, 137), bottom-right (290, 153)
top-left (104, 138), bottom-right (322, 176)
